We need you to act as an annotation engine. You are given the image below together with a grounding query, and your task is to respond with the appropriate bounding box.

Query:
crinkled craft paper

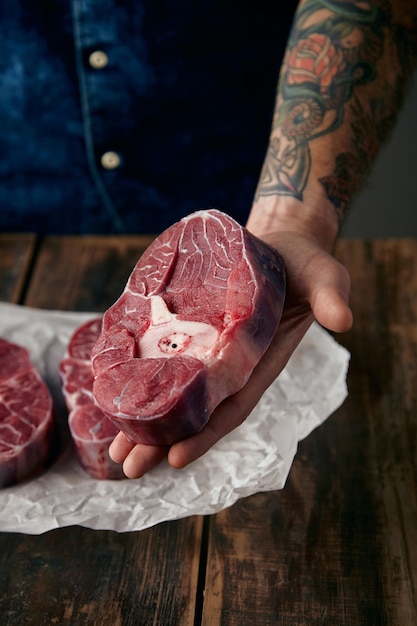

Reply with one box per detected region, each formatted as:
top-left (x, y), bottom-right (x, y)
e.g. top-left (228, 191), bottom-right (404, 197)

top-left (0, 302), bottom-right (350, 534)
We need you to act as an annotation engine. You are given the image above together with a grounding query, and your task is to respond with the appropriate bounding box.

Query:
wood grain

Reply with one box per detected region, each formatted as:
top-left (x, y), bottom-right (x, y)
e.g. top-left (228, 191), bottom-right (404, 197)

top-left (0, 235), bottom-right (202, 626)
top-left (0, 521), bottom-right (202, 626)
top-left (24, 235), bottom-right (156, 311)
top-left (1, 237), bottom-right (416, 625)
top-left (0, 234), bottom-right (37, 303)
top-left (201, 240), bottom-right (417, 626)
top-left (336, 239), bottom-right (417, 626)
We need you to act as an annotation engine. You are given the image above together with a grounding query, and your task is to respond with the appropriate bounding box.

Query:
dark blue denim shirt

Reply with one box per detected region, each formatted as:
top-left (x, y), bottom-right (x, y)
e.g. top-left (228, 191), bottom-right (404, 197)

top-left (1, 1), bottom-right (296, 234)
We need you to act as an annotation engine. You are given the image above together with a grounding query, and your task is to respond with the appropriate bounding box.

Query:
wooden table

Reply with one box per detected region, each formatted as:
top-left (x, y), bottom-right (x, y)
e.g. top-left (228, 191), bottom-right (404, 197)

top-left (0, 235), bottom-right (416, 625)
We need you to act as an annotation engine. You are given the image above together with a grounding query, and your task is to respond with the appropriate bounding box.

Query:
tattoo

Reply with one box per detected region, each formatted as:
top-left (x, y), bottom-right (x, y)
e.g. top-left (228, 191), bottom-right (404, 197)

top-left (256, 0), bottom-right (415, 222)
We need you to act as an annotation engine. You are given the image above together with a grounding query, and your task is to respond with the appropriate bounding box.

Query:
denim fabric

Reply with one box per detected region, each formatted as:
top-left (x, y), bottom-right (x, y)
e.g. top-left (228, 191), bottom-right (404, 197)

top-left (0, 1), bottom-right (296, 234)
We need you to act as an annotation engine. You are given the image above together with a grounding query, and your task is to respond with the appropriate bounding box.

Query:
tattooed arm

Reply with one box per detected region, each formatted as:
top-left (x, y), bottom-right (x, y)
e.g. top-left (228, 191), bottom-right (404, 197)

top-left (249, 0), bottom-right (417, 233)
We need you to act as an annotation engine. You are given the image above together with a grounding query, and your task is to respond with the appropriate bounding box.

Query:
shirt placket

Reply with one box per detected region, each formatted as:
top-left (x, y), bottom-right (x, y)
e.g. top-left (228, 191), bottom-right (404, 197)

top-left (71, 0), bottom-right (126, 233)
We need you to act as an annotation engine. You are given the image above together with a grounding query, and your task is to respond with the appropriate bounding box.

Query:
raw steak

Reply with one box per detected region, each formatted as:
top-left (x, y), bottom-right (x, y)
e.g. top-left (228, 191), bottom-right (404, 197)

top-left (59, 318), bottom-right (124, 480)
top-left (92, 209), bottom-right (286, 445)
top-left (0, 338), bottom-right (54, 488)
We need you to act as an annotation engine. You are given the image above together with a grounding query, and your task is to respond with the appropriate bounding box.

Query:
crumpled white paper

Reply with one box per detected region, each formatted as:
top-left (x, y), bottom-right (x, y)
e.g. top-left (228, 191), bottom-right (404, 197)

top-left (0, 301), bottom-right (350, 534)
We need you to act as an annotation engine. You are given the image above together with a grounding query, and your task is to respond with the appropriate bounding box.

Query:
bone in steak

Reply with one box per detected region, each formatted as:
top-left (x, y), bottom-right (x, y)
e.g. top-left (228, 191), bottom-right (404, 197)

top-left (0, 338), bottom-right (54, 488)
top-left (92, 209), bottom-right (286, 445)
top-left (59, 318), bottom-right (124, 480)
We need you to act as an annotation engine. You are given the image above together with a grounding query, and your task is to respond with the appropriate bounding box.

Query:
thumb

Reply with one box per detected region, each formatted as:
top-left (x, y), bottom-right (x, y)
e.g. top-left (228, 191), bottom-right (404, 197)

top-left (310, 259), bottom-right (353, 333)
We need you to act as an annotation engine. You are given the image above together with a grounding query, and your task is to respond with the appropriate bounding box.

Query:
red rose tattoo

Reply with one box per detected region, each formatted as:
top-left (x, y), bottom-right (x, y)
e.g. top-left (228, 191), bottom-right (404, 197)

top-left (287, 33), bottom-right (346, 94)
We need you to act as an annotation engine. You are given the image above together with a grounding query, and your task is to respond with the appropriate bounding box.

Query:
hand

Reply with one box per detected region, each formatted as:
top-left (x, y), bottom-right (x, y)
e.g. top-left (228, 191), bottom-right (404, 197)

top-left (109, 229), bottom-right (352, 478)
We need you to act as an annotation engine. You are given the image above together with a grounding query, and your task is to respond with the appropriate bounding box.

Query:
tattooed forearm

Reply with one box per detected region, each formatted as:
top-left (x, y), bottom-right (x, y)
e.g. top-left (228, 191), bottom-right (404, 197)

top-left (256, 0), bottom-right (417, 224)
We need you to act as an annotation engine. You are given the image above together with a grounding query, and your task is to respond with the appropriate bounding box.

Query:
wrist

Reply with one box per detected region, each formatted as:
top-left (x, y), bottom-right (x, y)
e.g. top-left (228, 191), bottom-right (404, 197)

top-left (246, 192), bottom-right (339, 253)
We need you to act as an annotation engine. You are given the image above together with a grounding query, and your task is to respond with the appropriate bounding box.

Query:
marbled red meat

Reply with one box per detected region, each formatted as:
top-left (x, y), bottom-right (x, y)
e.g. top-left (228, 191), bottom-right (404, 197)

top-left (92, 209), bottom-right (286, 445)
top-left (0, 338), bottom-right (54, 488)
top-left (59, 318), bottom-right (124, 480)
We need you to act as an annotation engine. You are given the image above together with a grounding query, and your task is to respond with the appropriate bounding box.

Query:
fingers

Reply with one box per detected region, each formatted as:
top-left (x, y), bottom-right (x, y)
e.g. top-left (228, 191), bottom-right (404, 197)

top-left (122, 444), bottom-right (169, 479)
top-left (109, 432), bottom-right (169, 479)
top-left (109, 431), bottom-right (135, 463)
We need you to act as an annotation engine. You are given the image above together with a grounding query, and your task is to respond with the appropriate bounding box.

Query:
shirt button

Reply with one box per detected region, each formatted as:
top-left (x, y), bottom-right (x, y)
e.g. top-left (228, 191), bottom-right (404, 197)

top-left (89, 50), bottom-right (109, 69)
top-left (101, 151), bottom-right (121, 170)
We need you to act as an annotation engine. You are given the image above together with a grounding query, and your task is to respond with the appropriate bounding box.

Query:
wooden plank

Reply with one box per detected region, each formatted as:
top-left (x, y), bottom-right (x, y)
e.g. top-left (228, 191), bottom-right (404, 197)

top-left (24, 235), bottom-right (156, 311)
top-left (0, 521), bottom-right (202, 626)
top-left (336, 239), bottom-right (417, 625)
top-left (0, 235), bottom-right (203, 626)
top-left (0, 234), bottom-right (37, 303)
top-left (201, 240), bottom-right (417, 626)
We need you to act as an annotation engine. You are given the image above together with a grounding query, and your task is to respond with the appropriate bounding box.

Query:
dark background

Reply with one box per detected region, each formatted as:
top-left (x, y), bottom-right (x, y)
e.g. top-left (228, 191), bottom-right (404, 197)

top-left (342, 69), bottom-right (417, 238)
